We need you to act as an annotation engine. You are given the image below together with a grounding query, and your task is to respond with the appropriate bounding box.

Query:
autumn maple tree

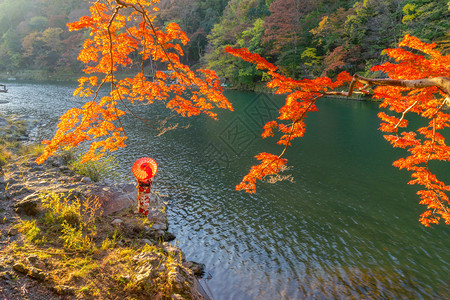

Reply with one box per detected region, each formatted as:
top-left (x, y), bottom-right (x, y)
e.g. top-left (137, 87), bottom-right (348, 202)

top-left (226, 35), bottom-right (450, 227)
top-left (35, 0), bottom-right (449, 227)
top-left (36, 0), bottom-right (232, 164)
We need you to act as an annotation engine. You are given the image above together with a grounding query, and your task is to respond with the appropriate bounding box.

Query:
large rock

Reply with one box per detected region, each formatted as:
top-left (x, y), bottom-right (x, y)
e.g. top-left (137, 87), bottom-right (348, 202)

top-left (183, 261), bottom-right (206, 277)
top-left (132, 251), bottom-right (165, 285)
top-left (132, 251), bottom-right (203, 299)
top-left (13, 176), bottom-right (137, 217)
top-left (87, 182), bottom-right (137, 215)
top-left (14, 192), bottom-right (41, 216)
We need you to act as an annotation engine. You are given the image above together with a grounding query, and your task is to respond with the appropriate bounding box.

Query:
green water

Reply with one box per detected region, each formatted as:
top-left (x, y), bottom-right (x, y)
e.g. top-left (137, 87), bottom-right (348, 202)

top-left (1, 83), bottom-right (449, 299)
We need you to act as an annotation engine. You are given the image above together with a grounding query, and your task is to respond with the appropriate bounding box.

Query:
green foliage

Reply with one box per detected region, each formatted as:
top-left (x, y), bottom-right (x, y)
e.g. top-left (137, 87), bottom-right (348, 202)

top-left (0, 0), bottom-right (87, 73)
top-left (238, 18), bottom-right (265, 52)
top-left (205, 0), bottom-right (447, 84)
top-left (301, 47), bottom-right (322, 76)
top-left (16, 219), bottom-right (43, 243)
top-left (401, 0), bottom-right (450, 53)
top-left (402, 3), bottom-right (419, 22)
top-left (100, 229), bottom-right (120, 250)
top-left (205, 0), bottom-right (269, 85)
top-left (301, 47), bottom-right (320, 66)
top-left (40, 192), bottom-right (99, 229)
top-left (5, 188), bottom-right (190, 298)
top-left (154, 0), bottom-right (229, 65)
top-left (59, 220), bottom-right (93, 251)
top-left (0, 153), bottom-right (7, 166)
top-left (29, 16), bottom-right (49, 30)
top-left (276, 49), bottom-right (302, 76)
top-left (36, 192), bottom-right (100, 251)
top-left (65, 149), bottom-right (120, 182)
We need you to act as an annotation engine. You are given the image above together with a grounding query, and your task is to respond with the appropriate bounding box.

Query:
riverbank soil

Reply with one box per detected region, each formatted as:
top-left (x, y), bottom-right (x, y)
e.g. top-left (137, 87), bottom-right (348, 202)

top-left (0, 115), bottom-right (205, 299)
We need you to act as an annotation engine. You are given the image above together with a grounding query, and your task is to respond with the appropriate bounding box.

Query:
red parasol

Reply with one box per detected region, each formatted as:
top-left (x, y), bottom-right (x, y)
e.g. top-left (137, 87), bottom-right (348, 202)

top-left (132, 157), bottom-right (158, 181)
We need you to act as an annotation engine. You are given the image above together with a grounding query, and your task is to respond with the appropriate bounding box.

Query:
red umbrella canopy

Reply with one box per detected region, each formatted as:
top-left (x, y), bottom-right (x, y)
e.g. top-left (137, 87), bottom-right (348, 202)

top-left (132, 157), bottom-right (158, 181)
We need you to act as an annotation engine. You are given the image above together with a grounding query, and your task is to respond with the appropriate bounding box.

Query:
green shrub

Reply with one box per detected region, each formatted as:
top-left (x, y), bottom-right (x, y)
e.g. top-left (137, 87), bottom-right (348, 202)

top-left (40, 191), bottom-right (101, 250)
top-left (63, 149), bottom-right (120, 182)
top-left (16, 219), bottom-right (42, 242)
top-left (40, 191), bottom-right (99, 229)
top-left (60, 220), bottom-right (92, 251)
top-left (0, 153), bottom-right (7, 166)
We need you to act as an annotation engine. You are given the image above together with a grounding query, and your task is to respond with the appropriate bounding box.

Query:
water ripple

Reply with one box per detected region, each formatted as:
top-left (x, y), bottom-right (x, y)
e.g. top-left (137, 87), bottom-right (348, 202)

top-left (2, 82), bottom-right (449, 299)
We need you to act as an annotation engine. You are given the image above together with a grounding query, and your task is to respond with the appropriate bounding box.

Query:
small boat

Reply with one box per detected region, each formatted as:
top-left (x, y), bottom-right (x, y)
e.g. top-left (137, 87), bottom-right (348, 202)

top-left (0, 84), bottom-right (7, 93)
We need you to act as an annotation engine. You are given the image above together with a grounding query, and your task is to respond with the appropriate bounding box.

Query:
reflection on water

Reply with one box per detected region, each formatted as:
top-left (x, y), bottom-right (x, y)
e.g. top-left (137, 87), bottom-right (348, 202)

top-left (1, 82), bottom-right (449, 299)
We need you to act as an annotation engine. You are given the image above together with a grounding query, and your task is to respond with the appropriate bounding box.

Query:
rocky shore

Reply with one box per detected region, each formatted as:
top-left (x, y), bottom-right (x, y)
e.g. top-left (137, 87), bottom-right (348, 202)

top-left (0, 114), bottom-right (206, 299)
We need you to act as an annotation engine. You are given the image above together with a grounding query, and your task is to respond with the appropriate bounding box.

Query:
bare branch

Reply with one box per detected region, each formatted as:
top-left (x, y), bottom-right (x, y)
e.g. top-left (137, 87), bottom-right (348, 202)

top-left (394, 100), bottom-right (418, 129)
top-left (328, 74), bottom-right (450, 98)
top-left (353, 75), bottom-right (450, 95)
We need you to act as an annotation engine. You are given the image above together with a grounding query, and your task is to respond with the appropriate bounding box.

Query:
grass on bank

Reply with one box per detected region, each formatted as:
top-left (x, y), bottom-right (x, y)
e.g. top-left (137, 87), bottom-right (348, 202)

top-left (7, 191), bottom-right (185, 299)
top-left (1, 133), bottom-right (119, 183)
top-left (0, 116), bottom-right (44, 167)
top-left (1, 137), bottom-right (45, 167)
top-left (60, 149), bottom-right (121, 182)
top-left (0, 114), bottom-right (117, 183)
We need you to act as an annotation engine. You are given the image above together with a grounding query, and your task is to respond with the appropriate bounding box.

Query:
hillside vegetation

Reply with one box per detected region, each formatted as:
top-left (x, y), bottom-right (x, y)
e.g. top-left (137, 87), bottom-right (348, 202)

top-left (0, 0), bottom-right (448, 85)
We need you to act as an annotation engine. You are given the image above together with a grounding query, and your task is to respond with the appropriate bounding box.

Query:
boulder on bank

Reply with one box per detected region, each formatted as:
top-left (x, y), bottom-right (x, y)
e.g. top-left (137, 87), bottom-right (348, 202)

top-left (86, 182), bottom-right (137, 216)
top-left (14, 193), bottom-right (41, 216)
top-left (3, 156), bottom-right (137, 217)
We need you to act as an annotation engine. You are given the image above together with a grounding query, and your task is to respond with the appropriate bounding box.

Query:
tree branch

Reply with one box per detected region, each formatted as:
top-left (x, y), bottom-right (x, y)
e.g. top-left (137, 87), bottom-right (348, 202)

top-left (328, 74), bottom-right (450, 98)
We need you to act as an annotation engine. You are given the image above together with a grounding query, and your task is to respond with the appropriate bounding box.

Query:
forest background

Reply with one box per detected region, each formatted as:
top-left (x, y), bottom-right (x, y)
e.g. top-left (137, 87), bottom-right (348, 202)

top-left (0, 0), bottom-right (448, 87)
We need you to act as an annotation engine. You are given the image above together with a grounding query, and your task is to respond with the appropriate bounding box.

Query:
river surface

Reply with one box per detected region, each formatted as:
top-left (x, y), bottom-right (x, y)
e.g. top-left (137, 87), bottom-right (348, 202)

top-left (1, 81), bottom-right (449, 299)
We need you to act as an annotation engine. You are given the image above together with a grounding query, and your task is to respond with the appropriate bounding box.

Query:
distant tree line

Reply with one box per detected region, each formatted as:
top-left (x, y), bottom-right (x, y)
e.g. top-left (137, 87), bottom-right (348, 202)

top-left (0, 0), bottom-right (448, 85)
top-left (0, 0), bottom-right (90, 74)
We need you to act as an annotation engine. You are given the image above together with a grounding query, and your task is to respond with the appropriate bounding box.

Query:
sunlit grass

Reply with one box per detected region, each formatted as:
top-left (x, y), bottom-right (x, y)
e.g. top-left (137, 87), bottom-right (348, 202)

top-left (15, 219), bottom-right (43, 244)
top-left (0, 117), bottom-right (43, 165)
top-left (18, 143), bottom-right (44, 157)
top-left (40, 192), bottom-right (100, 251)
top-left (62, 149), bottom-right (121, 182)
